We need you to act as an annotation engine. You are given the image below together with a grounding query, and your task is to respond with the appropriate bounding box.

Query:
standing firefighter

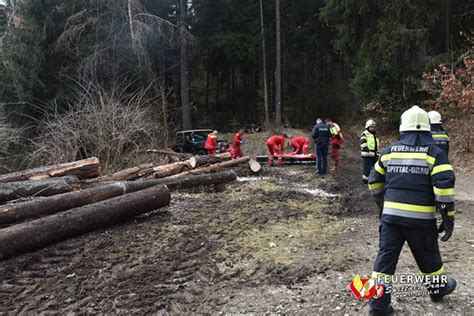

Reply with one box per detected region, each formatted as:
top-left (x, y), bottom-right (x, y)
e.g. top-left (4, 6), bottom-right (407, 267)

top-left (290, 136), bottom-right (309, 155)
top-left (428, 111), bottom-right (449, 156)
top-left (311, 118), bottom-right (330, 175)
top-left (230, 129), bottom-right (245, 159)
top-left (327, 119), bottom-right (343, 171)
top-left (367, 106), bottom-right (456, 315)
top-left (267, 133), bottom-right (288, 166)
top-left (361, 119), bottom-right (380, 184)
top-left (204, 130), bottom-right (218, 155)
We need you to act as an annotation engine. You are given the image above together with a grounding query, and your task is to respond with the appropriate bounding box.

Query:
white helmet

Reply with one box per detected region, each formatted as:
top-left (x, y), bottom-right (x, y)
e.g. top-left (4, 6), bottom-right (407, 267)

top-left (428, 111), bottom-right (442, 124)
top-left (365, 119), bottom-right (376, 129)
top-left (399, 105), bottom-right (430, 132)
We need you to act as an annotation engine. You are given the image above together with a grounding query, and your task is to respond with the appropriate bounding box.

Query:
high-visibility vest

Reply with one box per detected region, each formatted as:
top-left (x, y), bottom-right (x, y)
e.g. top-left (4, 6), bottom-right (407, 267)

top-left (360, 130), bottom-right (380, 157)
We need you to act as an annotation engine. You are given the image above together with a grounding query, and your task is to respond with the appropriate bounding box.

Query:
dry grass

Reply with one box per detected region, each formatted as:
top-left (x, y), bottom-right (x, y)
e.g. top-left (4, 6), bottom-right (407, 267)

top-left (27, 83), bottom-right (166, 172)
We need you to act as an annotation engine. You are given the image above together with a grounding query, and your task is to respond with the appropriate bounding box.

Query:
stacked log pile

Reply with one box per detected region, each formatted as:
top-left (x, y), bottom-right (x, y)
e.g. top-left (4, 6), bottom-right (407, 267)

top-left (0, 154), bottom-right (260, 259)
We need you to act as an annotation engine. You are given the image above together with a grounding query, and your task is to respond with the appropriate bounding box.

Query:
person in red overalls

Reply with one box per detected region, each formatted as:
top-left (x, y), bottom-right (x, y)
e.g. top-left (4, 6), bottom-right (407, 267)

top-left (231, 129), bottom-right (245, 159)
top-left (204, 130), bottom-right (218, 155)
top-left (290, 136), bottom-right (309, 155)
top-left (267, 133), bottom-right (288, 165)
top-left (326, 119), bottom-right (343, 172)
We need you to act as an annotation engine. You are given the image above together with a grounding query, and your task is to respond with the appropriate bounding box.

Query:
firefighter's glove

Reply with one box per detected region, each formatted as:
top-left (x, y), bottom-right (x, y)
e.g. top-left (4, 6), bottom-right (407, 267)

top-left (438, 203), bottom-right (454, 242)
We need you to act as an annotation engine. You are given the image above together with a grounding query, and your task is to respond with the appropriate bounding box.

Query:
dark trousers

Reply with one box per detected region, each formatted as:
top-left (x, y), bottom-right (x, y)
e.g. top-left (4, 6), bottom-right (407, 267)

top-left (316, 144), bottom-right (328, 174)
top-left (370, 221), bottom-right (444, 311)
top-left (362, 156), bottom-right (378, 184)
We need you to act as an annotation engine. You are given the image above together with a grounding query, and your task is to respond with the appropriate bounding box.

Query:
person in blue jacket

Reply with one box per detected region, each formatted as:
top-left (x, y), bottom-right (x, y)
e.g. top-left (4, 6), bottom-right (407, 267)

top-left (311, 118), bottom-right (330, 175)
top-left (367, 106), bottom-right (456, 315)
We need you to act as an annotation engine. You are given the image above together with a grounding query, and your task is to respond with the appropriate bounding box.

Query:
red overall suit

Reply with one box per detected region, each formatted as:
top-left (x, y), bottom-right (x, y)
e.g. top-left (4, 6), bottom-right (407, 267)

top-left (290, 136), bottom-right (309, 154)
top-left (328, 122), bottom-right (343, 171)
top-left (204, 133), bottom-right (217, 155)
top-left (231, 132), bottom-right (244, 159)
top-left (267, 135), bottom-right (285, 165)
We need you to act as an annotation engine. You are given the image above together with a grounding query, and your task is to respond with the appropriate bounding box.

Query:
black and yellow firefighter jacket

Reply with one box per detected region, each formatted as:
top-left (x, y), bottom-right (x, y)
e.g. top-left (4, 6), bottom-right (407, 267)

top-left (431, 124), bottom-right (449, 156)
top-left (368, 132), bottom-right (455, 227)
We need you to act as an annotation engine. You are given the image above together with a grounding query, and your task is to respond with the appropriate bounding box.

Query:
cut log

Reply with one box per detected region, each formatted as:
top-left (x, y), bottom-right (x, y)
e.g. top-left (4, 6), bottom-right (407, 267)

top-left (0, 171), bottom-right (237, 225)
top-left (166, 156), bottom-right (251, 179)
top-left (148, 154), bottom-right (232, 179)
top-left (0, 157), bottom-right (101, 183)
top-left (0, 186), bottom-right (171, 260)
top-left (249, 159), bottom-right (262, 173)
top-left (96, 163), bottom-right (154, 182)
top-left (147, 159), bottom-right (195, 179)
top-left (216, 152), bottom-right (231, 159)
top-left (149, 170), bottom-right (237, 190)
top-left (189, 154), bottom-right (230, 168)
top-left (0, 176), bottom-right (80, 204)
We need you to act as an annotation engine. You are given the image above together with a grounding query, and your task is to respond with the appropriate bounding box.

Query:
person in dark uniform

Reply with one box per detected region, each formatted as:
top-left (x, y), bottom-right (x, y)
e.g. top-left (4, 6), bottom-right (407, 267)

top-left (361, 119), bottom-right (380, 184)
top-left (428, 111), bottom-right (449, 156)
top-left (311, 118), bottom-right (330, 175)
top-left (367, 106), bottom-right (456, 315)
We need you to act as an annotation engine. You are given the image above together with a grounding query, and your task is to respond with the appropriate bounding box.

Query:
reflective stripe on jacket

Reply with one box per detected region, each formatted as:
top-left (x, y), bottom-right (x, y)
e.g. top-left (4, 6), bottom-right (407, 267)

top-left (368, 132), bottom-right (455, 226)
top-left (360, 130), bottom-right (380, 157)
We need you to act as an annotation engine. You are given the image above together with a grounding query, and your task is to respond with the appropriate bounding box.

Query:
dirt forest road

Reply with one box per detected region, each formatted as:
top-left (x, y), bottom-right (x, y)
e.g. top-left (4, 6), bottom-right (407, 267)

top-left (0, 129), bottom-right (473, 314)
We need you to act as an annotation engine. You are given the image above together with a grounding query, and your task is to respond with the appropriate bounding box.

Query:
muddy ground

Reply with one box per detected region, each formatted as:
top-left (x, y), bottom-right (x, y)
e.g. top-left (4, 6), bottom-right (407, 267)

top-left (0, 130), bottom-right (472, 314)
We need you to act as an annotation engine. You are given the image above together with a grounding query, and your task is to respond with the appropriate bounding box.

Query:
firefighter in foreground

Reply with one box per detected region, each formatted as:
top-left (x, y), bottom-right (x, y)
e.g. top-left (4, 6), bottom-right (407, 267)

top-left (204, 130), bottom-right (218, 155)
top-left (361, 119), bottom-right (380, 184)
top-left (230, 129), bottom-right (245, 159)
top-left (290, 136), bottom-right (309, 155)
top-left (267, 133), bottom-right (288, 165)
top-left (428, 110), bottom-right (449, 156)
top-left (311, 118), bottom-right (330, 175)
top-left (367, 106), bottom-right (456, 315)
top-left (327, 119), bottom-right (343, 172)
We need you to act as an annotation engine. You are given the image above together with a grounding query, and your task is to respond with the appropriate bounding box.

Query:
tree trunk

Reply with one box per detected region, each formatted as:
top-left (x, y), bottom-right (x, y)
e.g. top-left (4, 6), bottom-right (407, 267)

top-left (149, 170), bottom-right (237, 190)
top-left (0, 157), bottom-right (101, 183)
top-left (147, 153), bottom-right (230, 179)
top-left (127, 0), bottom-right (134, 42)
top-left (274, 0), bottom-right (282, 126)
top-left (98, 163), bottom-right (154, 182)
top-left (166, 156), bottom-right (251, 179)
top-left (0, 180), bottom-right (164, 225)
top-left (0, 186), bottom-right (171, 260)
top-left (0, 171), bottom-right (237, 226)
top-left (445, 0), bottom-right (450, 52)
top-left (147, 159), bottom-right (195, 179)
top-left (190, 154), bottom-right (230, 167)
top-left (0, 176), bottom-right (80, 204)
top-left (179, 0), bottom-right (192, 130)
top-left (260, 0), bottom-right (270, 126)
top-left (249, 159), bottom-right (262, 173)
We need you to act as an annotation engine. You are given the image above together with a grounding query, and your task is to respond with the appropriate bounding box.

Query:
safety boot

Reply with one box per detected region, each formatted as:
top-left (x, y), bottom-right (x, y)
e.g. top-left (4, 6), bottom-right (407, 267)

top-left (430, 277), bottom-right (457, 302)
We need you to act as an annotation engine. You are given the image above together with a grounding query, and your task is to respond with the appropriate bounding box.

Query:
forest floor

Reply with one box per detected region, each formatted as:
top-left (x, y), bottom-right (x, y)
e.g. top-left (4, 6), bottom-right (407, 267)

top-left (0, 127), bottom-right (472, 314)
